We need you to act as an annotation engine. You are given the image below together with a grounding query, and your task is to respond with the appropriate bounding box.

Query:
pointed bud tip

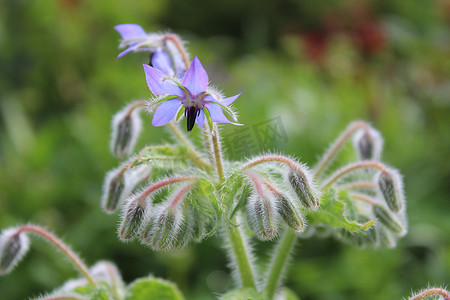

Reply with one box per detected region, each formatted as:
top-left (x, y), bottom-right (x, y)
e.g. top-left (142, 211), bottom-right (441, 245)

top-left (353, 127), bottom-right (383, 161)
top-left (373, 204), bottom-right (406, 236)
top-left (286, 168), bottom-right (320, 210)
top-left (118, 196), bottom-right (147, 242)
top-left (376, 169), bottom-right (405, 213)
top-left (0, 228), bottom-right (30, 275)
top-left (102, 167), bottom-right (126, 214)
top-left (110, 104), bottom-right (143, 158)
top-left (276, 194), bottom-right (306, 233)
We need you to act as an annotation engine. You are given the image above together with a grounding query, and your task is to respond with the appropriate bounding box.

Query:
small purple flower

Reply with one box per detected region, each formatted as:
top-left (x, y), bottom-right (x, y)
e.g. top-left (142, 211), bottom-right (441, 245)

top-left (144, 57), bottom-right (242, 131)
top-left (115, 24), bottom-right (186, 77)
top-left (115, 24), bottom-right (161, 59)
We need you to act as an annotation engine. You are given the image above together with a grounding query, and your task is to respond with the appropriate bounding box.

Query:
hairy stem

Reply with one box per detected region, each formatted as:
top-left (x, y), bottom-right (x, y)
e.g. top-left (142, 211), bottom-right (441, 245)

top-left (314, 121), bottom-right (370, 177)
top-left (264, 230), bottom-right (297, 300)
top-left (339, 181), bottom-right (376, 190)
top-left (410, 288), bottom-right (450, 300)
top-left (163, 34), bottom-right (190, 69)
top-left (320, 161), bottom-right (388, 190)
top-left (349, 193), bottom-right (377, 205)
top-left (167, 122), bottom-right (212, 171)
top-left (225, 219), bottom-right (257, 289)
top-left (211, 124), bottom-right (225, 184)
top-left (241, 154), bottom-right (298, 171)
top-left (15, 225), bottom-right (96, 286)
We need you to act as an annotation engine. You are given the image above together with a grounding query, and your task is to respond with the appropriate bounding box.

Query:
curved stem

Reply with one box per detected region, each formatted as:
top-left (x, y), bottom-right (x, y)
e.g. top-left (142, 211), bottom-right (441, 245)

top-left (15, 225), bottom-right (96, 286)
top-left (320, 161), bottom-right (387, 190)
top-left (163, 34), bottom-right (190, 69)
top-left (125, 100), bottom-right (147, 116)
top-left (41, 296), bottom-right (88, 300)
top-left (138, 175), bottom-right (197, 201)
top-left (349, 193), bottom-right (377, 205)
top-left (225, 218), bottom-right (257, 289)
top-left (264, 230), bottom-right (296, 300)
top-left (241, 155), bottom-right (298, 171)
top-left (410, 288), bottom-right (450, 300)
top-left (339, 181), bottom-right (376, 190)
top-left (167, 122), bottom-right (212, 171)
top-left (314, 121), bottom-right (370, 177)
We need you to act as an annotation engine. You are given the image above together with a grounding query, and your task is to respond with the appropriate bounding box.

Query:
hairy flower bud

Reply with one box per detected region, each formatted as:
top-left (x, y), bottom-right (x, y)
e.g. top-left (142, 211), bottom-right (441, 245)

top-left (102, 166), bottom-right (126, 213)
top-left (376, 169), bottom-right (404, 213)
top-left (118, 196), bottom-right (147, 241)
top-left (246, 191), bottom-right (279, 241)
top-left (287, 168), bottom-right (320, 210)
top-left (353, 127), bottom-right (383, 161)
top-left (276, 194), bottom-right (305, 233)
top-left (141, 205), bottom-right (184, 251)
top-left (110, 103), bottom-right (143, 158)
top-left (373, 204), bottom-right (405, 235)
top-left (0, 228), bottom-right (30, 275)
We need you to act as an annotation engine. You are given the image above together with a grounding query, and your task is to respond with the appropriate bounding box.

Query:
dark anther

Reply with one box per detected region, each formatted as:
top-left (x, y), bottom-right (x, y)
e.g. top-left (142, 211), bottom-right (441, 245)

top-left (186, 107), bottom-right (197, 131)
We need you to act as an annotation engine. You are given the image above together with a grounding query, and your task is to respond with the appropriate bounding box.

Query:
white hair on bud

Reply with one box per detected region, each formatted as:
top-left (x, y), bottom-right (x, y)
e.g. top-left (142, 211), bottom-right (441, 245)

top-left (110, 101), bottom-right (143, 158)
top-left (101, 163), bottom-right (127, 214)
top-left (374, 167), bottom-right (406, 213)
top-left (353, 126), bottom-right (383, 161)
top-left (0, 227), bottom-right (30, 275)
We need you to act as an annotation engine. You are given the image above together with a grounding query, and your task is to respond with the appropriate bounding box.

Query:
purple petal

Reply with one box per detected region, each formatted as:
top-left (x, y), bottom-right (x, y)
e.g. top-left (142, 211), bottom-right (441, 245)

top-left (117, 44), bottom-right (140, 59)
top-left (143, 64), bottom-right (184, 97)
top-left (219, 90), bottom-right (243, 106)
top-left (182, 56), bottom-right (208, 96)
top-left (152, 50), bottom-right (175, 76)
top-left (205, 102), bottom-right (241, 125)
top-left (196, 110), bottom-right (205, 128)
top-left (152, 99), bottom-right (182, 126)
top-left (115, 24), bottom-right (147, 40)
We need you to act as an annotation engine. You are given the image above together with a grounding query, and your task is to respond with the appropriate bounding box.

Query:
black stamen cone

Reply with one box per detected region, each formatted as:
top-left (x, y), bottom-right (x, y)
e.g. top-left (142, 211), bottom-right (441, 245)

top-left (186, 107), bottom-right (197, 131)
top-left (148, 52), bottom-right (155, 66)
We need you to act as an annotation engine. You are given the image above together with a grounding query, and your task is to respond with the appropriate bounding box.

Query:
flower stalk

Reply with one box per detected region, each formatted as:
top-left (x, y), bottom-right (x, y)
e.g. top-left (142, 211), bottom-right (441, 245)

top-left (15, 225), bottom-right (97, 286)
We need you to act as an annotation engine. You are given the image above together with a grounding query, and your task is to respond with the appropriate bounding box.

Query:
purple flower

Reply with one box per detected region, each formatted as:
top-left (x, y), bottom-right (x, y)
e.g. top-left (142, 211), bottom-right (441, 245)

top-left (115, 24), bottom-right (162, 59)
top-left (115, 24), bottom-right (186, 77)
top-left (144, 57), bottom-right (242, 131)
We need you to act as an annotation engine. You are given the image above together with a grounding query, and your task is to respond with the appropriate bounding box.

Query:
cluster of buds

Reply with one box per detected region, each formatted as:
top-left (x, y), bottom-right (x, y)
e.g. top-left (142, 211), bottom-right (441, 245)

top-left (315, 121), bottom-right (407, 248)
top-left (116, 175), bottom-right (211, 251)
top-left (239, 155), bottom-right (320, 241)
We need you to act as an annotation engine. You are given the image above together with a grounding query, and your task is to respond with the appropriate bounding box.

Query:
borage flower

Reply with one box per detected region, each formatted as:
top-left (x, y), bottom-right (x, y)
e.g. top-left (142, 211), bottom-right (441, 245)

top-left (115, 24), bottom-right (162, 59)
top-left (144, 57), bottom-right (242, 131)
top-left (115, 24), bottom-right (186, 77)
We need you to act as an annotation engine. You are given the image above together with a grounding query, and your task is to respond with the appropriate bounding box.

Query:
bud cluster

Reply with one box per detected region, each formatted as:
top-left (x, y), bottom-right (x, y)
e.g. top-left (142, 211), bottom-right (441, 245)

top-left (117, 177), bottom-right (203, 251)
top-left (240, 159), bottom-right (319, 241)
top-left (317, 123), bottom-right (408, 248)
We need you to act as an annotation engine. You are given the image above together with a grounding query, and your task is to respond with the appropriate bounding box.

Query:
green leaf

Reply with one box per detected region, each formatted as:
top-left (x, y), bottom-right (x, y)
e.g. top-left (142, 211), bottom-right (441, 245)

top-left (220, 288), bottom-right (266, 300)
top-left (220, 170), bottom-right (247, 217)
top-left (130, 144), bottom-right (189, 169)
top-left (190, 178), bottom-right (223, 237)
top-left (126, 277), bottom-right (184, 300)
top-left (307, 188), bottom-right (375, 232)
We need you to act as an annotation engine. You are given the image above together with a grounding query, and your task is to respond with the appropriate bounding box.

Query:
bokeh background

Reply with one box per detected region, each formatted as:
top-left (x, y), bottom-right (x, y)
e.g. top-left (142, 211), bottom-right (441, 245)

top-left (1, 0), bottom-right (449, 299)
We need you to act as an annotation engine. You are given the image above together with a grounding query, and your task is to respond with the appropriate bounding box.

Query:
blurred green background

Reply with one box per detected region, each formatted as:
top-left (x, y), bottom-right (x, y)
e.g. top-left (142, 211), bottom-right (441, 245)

top-left (0, 0), bottom-right (449, 299)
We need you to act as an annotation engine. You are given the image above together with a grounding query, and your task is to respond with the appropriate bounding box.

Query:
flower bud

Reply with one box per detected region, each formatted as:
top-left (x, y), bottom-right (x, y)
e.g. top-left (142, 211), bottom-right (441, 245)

top-left (373, 204), bottom-right (405, 235)
top-left (118, 196), bottom-right (147, 241)
top-left (376, 169), bottom-right (404, 213)
top-left (246, 191), bottom-right (279, 241)
top-left (287, 168), bottom-right (320, 210)
top-left (377, 226), bottom-right (397, 248)
top-left (140, 205), bottom-right (184, 251)
top-left (102, 167), bottom-right (126, 214)
top-left (276, 194), bottom-right (305, 233)
top-left (110, 103), bottom-right (143, 158)
top-left (353, 127), bottom-right (383, 161)
top-left (0, 228), bottom-right (30, 275)
top-left (90, 261), bottom-right (124, 293)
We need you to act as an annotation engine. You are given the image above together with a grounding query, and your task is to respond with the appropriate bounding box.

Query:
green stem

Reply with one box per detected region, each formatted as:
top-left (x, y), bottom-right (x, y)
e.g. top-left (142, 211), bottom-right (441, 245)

top-left (167, 122), bottom-right (212, 171)
top-left (314, 121), bottom-right (370, 177)
top-left (264, 230), bottom-right (296, 299)
top-left (225, 218), bottom-right (257, 289)
top-left (16, 225), bottom-right (97, 287)
top-left (211, 124), bottom-right (225, 184)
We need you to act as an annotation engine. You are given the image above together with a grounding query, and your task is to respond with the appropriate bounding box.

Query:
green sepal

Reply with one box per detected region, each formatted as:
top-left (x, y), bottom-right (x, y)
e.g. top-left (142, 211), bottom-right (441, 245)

top-left (211, 101), bottom-right (238, 122)
top-left (307, 188), bottom-right (375, 232)
top-left (130, 145), bottom-right (189, 169)
top-left (148, 95), bottom-right (178, 108)
top-left (203, 107), bottom-right (214, 130)
top-left (125, 277), bottom-right (184, 300)
top-left (175, 106), bottom-right (184, 121)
